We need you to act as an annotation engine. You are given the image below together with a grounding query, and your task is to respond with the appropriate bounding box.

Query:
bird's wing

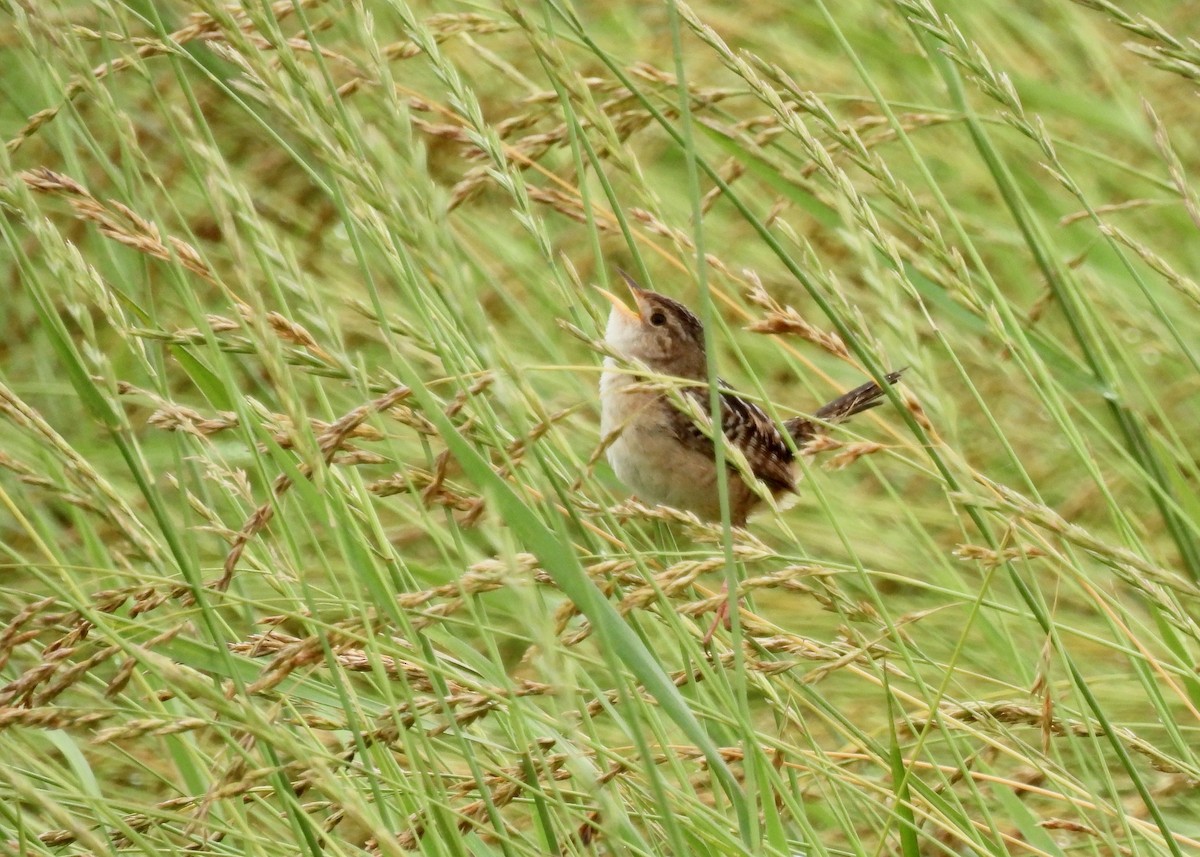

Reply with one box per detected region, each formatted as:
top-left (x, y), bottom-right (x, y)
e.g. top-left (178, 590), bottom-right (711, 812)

top-left (671, 385), bottom-right (796, 493)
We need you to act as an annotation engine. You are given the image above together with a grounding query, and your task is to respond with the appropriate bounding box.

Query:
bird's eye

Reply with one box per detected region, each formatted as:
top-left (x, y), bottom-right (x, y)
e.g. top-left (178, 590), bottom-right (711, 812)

top-left (649, 311), bottom-right (667, 327)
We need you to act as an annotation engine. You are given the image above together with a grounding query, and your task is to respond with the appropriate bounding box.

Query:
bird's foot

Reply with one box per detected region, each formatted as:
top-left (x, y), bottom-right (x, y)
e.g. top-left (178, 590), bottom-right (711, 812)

top-left (701, 582), bottom-right (734, 645)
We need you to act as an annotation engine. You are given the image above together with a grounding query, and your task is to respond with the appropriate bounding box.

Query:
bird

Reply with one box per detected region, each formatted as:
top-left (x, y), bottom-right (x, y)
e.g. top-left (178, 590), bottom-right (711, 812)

top-left (597, 270), bottom-right (902, 528)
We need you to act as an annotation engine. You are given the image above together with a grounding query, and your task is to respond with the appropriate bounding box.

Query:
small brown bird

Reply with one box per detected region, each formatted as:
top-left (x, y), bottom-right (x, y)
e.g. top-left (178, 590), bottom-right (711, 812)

top-left (598, 271), bottom-right (902, 527)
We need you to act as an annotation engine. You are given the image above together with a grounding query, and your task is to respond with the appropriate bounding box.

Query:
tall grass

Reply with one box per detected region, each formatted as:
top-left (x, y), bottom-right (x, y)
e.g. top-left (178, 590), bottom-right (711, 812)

top-left (1, 0), bottom-right (1198, 854)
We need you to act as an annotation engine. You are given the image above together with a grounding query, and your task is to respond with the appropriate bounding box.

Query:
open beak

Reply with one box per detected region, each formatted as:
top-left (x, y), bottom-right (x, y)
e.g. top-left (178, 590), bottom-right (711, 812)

top-left (595, 272), bottom-right (645, 322)
top-left (595, 286), bottom-right (639, 321)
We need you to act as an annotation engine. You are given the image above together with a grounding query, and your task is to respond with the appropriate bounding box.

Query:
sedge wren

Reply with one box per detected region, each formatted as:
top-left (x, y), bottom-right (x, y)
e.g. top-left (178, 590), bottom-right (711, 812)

top-left (598, 271), bottom-right (902, 526)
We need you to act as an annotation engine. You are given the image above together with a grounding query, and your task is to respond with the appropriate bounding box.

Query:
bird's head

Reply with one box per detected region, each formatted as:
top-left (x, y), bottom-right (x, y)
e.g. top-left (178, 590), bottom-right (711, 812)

top-left (596, 271), bottom-right (707, 379)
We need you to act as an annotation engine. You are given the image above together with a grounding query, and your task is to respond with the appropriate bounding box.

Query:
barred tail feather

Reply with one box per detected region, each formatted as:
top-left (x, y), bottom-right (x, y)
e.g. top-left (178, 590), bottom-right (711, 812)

top-left (784, 370), bottom-right (904, 444)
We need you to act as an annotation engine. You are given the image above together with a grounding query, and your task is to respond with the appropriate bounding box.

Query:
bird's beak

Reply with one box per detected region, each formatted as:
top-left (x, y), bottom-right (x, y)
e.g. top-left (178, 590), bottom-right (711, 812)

top-left (595, 283), bottom-right (641, 322)
top-left (617, 269), bottom-right (649, 308)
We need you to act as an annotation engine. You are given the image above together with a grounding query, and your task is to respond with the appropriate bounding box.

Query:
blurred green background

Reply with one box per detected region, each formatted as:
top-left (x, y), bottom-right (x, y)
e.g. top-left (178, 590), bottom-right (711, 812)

top-left (1, 0), bottom-right (1198, 855)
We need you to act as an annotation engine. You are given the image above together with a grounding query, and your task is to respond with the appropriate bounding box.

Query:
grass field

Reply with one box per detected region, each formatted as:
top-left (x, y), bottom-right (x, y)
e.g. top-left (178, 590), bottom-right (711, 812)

top-left (2, 0), bottom-right (1199, 854)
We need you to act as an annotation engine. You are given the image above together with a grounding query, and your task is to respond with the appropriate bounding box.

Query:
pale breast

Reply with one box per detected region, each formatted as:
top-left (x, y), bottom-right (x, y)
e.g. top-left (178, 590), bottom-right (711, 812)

top-left (599, 363), bottom-right (764, 523)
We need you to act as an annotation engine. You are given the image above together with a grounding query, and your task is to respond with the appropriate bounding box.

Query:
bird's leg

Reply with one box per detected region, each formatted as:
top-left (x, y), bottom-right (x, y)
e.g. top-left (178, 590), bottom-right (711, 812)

top-left (701, 580), bottom-right (734, 645)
